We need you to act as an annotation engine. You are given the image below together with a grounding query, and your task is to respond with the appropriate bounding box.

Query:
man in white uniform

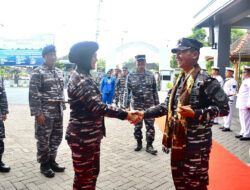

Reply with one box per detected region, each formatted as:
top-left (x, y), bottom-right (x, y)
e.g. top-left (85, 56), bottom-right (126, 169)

top-left (221, 67), bottom-right (237, 131)
top-left (212, 66), bottom-right (224, 124)
top-left (236, 66), bottom-right (250, 141)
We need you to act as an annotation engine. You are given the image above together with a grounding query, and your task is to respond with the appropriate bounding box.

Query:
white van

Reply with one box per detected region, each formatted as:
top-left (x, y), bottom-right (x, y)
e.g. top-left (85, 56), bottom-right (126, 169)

top-left (160, 68), bottom-right (181, 91)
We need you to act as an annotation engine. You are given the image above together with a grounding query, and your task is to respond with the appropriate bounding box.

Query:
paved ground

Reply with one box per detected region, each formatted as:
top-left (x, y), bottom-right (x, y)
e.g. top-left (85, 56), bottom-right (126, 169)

top-left (0, 91), bottom-right (249, 190)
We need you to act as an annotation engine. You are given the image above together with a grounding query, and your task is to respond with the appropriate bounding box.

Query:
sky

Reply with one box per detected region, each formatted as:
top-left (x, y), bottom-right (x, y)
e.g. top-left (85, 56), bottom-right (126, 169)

top-left (0, 0), bottom-right (208, 65)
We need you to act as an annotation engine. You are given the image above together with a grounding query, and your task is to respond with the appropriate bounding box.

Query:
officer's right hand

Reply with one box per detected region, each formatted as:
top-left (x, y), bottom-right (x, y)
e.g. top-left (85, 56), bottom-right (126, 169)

top-left (36, 115), bottom-right (45, 125)
top-left (162, 146), bottom-right (170, 154)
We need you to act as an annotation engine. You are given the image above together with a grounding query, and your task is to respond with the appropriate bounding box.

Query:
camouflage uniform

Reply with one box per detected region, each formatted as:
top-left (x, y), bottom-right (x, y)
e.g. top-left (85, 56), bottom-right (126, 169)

top-left (115, 74), bottom-right (127, 108)
top-left (114, 74), bottom-right (120, 106)
top-left (124, 69), bottom-right (159, 143)
top-left (0, 76), bottom-right (8, 158)
top-left (29, 64), bottom-right (65, 164)
top-left (66, 69), bottom-right (128, 190)
top-left (144, 67), bottom-right (229, 190)
top-left (95, 73), bottom-right (103, 87)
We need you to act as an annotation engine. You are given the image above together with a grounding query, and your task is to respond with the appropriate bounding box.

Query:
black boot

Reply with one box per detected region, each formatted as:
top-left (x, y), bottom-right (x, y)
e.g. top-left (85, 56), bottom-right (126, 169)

top-left (134, 140), bottom-right (142, 151)
top-left (40, 162), bottom-right (55, 178)
top-left (49, 159), bottom-right (65, 172)
top-left (146, 143), bottom-right (157, 155)
top-left (0, 155), bottom-right (10, 173)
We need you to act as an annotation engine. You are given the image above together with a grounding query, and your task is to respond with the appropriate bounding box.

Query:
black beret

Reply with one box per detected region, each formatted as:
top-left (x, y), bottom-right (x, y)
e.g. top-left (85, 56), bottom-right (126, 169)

top-left (122, 66), bottom-right (128, 70)
top-left (135, 54), bottom-right (146, 61)
top-left (68, 41), bottom-right (99, 65)
top-left (171, 38), bottom-right (203, 53)
top-left (42, 45), bottom-right (56, 56)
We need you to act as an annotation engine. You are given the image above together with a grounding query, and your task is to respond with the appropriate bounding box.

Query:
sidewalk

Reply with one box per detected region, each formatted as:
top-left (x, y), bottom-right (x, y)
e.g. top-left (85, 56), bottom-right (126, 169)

top-left (0, 91), bottom-right (249, 190)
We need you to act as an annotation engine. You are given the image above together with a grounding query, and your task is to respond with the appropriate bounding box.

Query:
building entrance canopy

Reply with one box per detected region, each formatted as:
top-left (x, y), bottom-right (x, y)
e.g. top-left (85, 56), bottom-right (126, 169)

top-left (193, 0), bottom-right (250, 78)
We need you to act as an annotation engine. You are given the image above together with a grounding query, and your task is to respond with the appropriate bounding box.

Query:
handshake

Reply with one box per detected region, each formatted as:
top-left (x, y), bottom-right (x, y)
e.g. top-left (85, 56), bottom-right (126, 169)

top-left (126, 110), bottom-right (144, 124)
top-left (125, 105), bottom-right (196, 125)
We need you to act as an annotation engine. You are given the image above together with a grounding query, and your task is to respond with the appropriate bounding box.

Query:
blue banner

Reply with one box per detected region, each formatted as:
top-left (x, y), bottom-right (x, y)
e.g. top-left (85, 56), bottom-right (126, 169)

top-left (0, 49), bottom-right (44, 66)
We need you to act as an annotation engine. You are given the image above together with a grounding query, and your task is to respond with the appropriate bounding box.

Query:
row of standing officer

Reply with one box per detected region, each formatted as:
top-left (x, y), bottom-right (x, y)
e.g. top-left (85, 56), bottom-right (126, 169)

top-left (211, 66), bottom-right (237, 130)
top-left (211, 66), bottom-right (250, 140)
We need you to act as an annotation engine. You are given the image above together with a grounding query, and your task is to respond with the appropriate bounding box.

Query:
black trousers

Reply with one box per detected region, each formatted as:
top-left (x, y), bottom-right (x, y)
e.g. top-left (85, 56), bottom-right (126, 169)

top-left (134, 118), bottom-right (155, 143)
top-left (0, 120), bottom-right (5, 156)
top-left (0, 139), bottom-right (4, 156)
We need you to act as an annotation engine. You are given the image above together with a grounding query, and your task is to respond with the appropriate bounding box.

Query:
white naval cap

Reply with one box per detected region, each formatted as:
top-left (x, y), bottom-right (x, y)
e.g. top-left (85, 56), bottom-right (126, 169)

top-left (211, 66), bottom-right (220, 70)
top-left (243, 66), bottom-right (250, 73)
top-left (225, 67), bottom-right (234, 72)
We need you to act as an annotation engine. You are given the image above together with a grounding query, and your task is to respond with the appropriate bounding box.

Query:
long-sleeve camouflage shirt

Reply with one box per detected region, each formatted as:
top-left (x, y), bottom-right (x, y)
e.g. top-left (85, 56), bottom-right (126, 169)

top-left (66, 69), bottom-right (128, 144)
top-left (144, 70), bottom-right (229, 154)
top-left (115, 74), bottom-right (127, 94)
top-left (0, 76), bottom-right (8, 121)
top-left (123, 69), bottom-right (159, 109)
top-left (29, 64), bottom-right (65, 118)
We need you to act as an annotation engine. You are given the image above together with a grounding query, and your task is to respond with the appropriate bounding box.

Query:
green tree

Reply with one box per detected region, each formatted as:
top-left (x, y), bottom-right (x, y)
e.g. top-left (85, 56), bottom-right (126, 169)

top-left (187, 28), bottom-right (209, 46)
top-left (96, 58), bottom-right (106, 72)
top-left (231, 29), bottom-right (245, 44)
top-left (55, 61), bottom-right (66, 71)
top-left (123, 58), bottom-right (136, 71)
top-left (146, 62), bottom-right (159, 71)
top-left (170, 55), bottom-right (178, 68)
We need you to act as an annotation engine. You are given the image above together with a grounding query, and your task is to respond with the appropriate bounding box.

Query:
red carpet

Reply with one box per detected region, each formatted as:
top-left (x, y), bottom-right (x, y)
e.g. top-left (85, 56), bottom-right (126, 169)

top-left (155, 117), bottom-right (250, 190)
top-left (208, 141), bottom-right (250, 190)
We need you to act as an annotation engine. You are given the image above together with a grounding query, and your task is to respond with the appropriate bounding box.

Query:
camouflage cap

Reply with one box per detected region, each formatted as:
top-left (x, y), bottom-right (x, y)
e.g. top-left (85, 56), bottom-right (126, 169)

top-left (171, 38), bottom-right (203, 53)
